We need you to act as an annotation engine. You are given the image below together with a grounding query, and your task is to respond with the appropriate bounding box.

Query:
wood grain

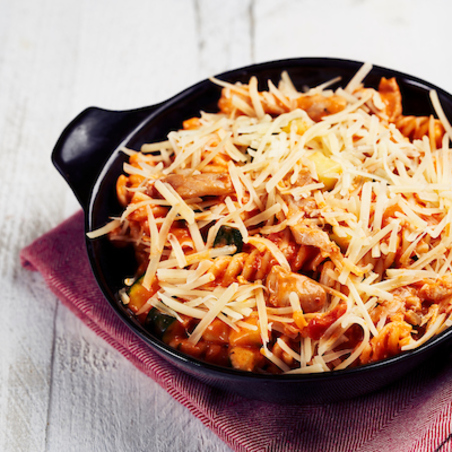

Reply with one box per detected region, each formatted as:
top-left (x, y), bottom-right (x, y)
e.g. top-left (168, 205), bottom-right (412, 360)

top-left (1, 0), bottom-right (452, 450)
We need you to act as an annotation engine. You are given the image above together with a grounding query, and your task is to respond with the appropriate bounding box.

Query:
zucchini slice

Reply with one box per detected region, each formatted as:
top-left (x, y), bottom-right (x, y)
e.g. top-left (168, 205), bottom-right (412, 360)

top-left (214, 226), bottom-right (243, 253)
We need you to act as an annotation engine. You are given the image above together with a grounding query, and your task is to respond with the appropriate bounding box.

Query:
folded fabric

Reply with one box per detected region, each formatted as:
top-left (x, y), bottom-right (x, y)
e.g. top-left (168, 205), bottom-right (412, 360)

top-left (20, 211), bottom-right (452, 452)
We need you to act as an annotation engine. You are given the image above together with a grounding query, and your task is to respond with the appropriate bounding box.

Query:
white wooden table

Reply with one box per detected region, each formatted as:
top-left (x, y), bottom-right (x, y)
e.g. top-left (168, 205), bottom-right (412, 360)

top-left (2, 1), bottom-right (452, 450)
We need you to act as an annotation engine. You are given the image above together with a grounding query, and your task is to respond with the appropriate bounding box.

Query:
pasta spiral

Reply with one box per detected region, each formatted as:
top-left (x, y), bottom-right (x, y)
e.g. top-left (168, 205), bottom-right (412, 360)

top-left (395, 115), bottom-right (445, 149)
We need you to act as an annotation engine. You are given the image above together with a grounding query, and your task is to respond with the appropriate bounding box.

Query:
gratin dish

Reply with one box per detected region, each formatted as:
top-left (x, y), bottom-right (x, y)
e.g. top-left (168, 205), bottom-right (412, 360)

top-left (52, 58), bottom-right (452, 404)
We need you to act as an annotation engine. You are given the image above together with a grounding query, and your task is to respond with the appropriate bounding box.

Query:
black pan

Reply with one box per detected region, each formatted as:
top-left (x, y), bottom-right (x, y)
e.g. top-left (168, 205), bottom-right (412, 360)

top-left (52, 57), bottom-right (452, 404)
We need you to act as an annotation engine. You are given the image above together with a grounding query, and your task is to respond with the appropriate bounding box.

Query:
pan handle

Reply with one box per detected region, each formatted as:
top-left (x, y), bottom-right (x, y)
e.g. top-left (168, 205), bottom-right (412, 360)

top-left (52, 104), bottom-right (162, 210)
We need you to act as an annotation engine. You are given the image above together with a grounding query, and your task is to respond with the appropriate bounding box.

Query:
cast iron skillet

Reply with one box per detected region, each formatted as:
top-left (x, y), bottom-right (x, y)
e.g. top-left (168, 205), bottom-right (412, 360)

top-left (52, 58), bottom-right (452, 404)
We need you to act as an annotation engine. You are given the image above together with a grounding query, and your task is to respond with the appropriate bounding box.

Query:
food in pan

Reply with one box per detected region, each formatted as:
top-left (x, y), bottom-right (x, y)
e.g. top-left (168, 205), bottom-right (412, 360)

top-left (89, 63), bottom-right (452, 374)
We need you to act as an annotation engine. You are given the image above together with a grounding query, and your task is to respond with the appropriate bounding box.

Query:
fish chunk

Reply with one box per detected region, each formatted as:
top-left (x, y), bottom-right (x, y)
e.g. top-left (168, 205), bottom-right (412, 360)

top-left (290, 224), bottom-right (339, 257)
top-left (296, 94), bottom-right (347, 122)
top-left (162, 173), bottom-right (234, 199)
top-left (266, 265), bottom-right (326, 313)
top-left (419, 275), bottom-right (452, 302)
top-left (378, 77), bottom-right (402, 122)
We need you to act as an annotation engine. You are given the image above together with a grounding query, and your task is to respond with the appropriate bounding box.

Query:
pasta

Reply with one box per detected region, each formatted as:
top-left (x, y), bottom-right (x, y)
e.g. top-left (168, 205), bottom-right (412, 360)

top-left (91, 65), bottom-right (452, 374)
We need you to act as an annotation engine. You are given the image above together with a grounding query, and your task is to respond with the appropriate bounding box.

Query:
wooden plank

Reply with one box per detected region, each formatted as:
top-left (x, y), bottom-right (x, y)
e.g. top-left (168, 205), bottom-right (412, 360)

top-left (69, 0), bottom-right (200, 113)
top-left (194, 0), bottom-right (254, 78)
top-left (0, 276), bottom-right (58, 452)
top-left (254, 0), bottom-right (452, 92)
top-left (46, 306), bottom-right (231, 451)
top-left (0, 0), bottom-right (83, 449)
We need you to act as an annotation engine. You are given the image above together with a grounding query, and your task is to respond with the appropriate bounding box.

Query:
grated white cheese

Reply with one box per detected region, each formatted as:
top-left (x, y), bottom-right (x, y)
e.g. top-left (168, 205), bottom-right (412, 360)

top-left (100, 65), bottom-right (452, 375)
top-left (188, 283), bottom-right (239, 345)
top-left (255, 284), bottom-right (269, 345)
top-left (87, 219), bottom-right (121, 239)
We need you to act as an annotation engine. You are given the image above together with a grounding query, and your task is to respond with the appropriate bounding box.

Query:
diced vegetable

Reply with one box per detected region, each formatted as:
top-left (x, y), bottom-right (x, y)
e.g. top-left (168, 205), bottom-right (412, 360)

top-left (282, 118), bottom-right (309, 135)
top-left (145, 307), bottom-right (176, 337)
top-left (229, 346), bottom-right (264, 372)
top-left (229, 318), bottom-right (262, 347)
top-left (214, 226), bottom-right (243, 252)
top-left (329, 226), bottom-right (352, 252)
top-left (127, 276), bottom-right (154, 313)
top-left (307, 151), bottom-right (342, 191)
top-left (201, 318), bottom-right (230, 343)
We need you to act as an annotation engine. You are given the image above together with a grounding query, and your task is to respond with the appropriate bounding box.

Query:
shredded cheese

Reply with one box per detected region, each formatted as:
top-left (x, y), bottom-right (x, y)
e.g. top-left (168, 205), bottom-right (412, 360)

top-left (93, 64), bottom-right (452, 375)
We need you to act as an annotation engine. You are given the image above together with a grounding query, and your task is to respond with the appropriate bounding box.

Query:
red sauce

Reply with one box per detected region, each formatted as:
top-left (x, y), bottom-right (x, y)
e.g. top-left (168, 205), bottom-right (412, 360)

top-left (305, 303), bottom-right (347, 340)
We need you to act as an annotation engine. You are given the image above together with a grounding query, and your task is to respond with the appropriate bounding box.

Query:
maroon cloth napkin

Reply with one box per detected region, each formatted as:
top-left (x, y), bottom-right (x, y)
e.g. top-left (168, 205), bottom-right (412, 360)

top-left (21, 210), bottom-right (452, 452)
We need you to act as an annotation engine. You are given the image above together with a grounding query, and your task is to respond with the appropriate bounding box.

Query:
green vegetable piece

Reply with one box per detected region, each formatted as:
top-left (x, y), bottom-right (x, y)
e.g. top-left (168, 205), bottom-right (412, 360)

top-left (145, 307), bottom-right (176, 337)
top-left (126, 275), bottom-right (155, 312)
top-left (128, 275), bottom-right (144, 296)
top-left (214, 226), bottom-right (243, 253)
